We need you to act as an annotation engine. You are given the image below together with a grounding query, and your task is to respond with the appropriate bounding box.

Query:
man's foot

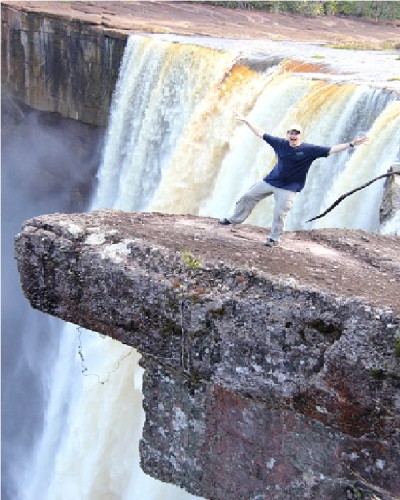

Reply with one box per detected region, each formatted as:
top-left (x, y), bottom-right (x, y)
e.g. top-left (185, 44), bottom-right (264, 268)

top-left (219, 218), bottom-right (231, 225)
top-left (264, 238), bottom-right (278, 247)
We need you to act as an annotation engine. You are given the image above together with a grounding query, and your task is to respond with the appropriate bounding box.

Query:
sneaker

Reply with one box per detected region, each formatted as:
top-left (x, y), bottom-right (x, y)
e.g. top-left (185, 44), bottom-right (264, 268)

top-left (218, 218), bottom-right (231, 225)
top-left (264, 238), bottom-right (278, 247)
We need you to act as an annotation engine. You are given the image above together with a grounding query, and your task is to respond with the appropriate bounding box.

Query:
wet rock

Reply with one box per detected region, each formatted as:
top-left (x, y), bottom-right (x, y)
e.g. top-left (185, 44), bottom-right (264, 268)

top-left (1, 3), bottom-right (126, 126)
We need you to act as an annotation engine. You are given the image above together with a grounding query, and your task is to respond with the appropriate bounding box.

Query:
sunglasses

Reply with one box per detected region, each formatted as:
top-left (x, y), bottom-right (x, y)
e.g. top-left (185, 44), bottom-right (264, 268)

top-left (287, 130), bottom-right (301, 135)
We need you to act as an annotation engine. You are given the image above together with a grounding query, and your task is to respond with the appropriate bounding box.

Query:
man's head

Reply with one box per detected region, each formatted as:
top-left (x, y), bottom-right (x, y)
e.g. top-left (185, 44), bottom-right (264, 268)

top-left (286, 123), bottom-right (303, 147)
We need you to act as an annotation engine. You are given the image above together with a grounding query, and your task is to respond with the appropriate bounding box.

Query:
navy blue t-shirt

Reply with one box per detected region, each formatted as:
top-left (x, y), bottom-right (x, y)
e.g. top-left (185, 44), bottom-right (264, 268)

top-left (263, 134), bottom-right (331, 192)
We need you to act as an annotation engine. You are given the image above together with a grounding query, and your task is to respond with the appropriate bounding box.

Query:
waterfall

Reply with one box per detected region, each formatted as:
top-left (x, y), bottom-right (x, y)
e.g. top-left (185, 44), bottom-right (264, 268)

top-left (22, 35), bottom-right (399, 500)
top-left (93, 36), bottom-right (238, 211)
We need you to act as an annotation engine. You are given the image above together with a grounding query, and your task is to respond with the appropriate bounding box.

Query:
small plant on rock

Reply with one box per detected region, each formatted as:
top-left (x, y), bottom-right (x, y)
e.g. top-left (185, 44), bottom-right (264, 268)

top-left (180, 250), bottom-right (203, 269)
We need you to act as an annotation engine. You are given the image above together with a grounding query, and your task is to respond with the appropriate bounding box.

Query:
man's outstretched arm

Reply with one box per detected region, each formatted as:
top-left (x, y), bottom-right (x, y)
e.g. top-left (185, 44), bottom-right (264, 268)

top-left (234, 112), bottom-right (264, 138)
top-left (329, 136), bottom-right (369, 154)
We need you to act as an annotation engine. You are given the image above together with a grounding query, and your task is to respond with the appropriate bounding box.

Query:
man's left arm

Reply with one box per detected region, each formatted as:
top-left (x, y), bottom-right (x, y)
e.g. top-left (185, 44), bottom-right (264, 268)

top-left (329, 136), bottom-right (369, 155)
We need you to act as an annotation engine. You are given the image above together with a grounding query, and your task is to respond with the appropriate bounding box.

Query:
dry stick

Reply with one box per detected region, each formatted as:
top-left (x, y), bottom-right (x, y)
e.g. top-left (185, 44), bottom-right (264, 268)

top-left (306, 171), bottom-right (400, 223)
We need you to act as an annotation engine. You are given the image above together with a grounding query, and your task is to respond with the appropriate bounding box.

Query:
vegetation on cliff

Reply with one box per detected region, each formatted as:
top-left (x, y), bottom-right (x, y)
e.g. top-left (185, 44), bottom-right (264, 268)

top-left (206, 1), bottom-right (400, 22)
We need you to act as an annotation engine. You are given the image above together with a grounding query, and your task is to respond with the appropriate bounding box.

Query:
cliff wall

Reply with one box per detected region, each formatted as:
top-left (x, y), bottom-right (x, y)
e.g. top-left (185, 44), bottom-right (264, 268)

top-left (14, 210), bottom-right (400, 499)
top-left (1, 2), bottom-right (126, 126)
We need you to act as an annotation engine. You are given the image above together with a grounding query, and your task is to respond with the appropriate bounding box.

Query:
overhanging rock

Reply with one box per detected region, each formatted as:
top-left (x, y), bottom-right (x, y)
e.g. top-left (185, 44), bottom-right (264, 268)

top-left (14, 210), bottom-right (400, 499)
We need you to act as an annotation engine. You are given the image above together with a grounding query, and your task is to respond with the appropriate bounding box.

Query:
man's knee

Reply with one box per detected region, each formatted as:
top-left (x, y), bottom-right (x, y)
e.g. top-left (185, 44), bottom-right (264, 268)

top-left (276, 199), bottom-right (295, 225)
top-left (280, 195), bottom-right (296, 215)
top-left (239, 193), bottom-right (256, 205)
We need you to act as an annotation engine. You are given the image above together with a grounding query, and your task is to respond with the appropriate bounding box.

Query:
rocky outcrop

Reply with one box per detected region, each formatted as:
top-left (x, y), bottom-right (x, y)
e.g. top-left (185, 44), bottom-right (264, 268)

top-left (1, 2), bottom-right (126, 126)
top-left (380, 165), bottom-right (400, 232)
top-left (14, 210), bottom-right (400, 499)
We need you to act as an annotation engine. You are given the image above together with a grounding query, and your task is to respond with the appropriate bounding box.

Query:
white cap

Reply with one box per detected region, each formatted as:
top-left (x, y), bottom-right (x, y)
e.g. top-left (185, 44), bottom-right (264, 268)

top-left (287, 123), bottom-right (303, 134)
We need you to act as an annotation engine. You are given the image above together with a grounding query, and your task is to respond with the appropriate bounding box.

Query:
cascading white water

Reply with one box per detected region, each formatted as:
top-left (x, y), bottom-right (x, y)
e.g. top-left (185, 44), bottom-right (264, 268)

top-left (94, 37), bottom-right (238, 212)
top-left (24, 35), bottom-right (400, 500)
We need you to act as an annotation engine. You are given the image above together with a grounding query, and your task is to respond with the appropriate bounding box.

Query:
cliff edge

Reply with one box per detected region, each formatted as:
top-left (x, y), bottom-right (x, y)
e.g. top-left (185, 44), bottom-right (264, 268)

top-left (14, 210), bottom-right (400, 499)
top-left (2, 2), bottom-right (400, 126)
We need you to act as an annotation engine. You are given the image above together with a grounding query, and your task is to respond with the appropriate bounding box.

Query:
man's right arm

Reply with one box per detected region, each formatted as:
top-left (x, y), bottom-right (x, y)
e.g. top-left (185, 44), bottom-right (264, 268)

top-left (234, 112), bottom-right (264, 138)
top-left (329, 136), bottom-right (369, 154)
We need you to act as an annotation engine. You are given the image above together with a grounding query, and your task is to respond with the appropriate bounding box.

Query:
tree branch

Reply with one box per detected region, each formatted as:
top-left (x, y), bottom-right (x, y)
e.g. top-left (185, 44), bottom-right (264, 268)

top-left (306, 171), bottom-right (400, 223)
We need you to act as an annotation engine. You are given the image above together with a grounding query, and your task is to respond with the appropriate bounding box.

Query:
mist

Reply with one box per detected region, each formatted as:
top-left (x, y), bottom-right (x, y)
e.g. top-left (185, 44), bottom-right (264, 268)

top-left (1, 94), bottom-right (103, 500)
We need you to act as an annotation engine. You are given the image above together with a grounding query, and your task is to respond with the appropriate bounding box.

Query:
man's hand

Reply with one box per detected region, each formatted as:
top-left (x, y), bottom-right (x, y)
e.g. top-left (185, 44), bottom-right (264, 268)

top-left (351, 136), bottom-right (369, 146)
top-left (234, 112), bottom-right (247, 123)
top-left (234, 113), bottom-right (264, 138)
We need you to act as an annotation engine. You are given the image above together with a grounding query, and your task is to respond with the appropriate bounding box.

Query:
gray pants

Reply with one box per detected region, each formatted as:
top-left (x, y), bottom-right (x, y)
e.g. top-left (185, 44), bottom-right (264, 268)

top-left (228, 181), bottom-right (296, 241)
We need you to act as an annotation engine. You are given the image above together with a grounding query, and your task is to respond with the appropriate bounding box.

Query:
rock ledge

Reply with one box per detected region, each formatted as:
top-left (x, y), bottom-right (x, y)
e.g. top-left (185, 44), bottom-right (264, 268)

top-left (14, 210), bottom-right (400, 499)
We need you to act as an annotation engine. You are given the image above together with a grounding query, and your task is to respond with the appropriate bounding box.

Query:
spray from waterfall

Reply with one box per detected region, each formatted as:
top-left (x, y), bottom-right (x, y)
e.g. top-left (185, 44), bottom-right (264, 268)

top-left (1, 97), bottom-right (100, 500)
top-left (22, 34), bottom-right (400, 500)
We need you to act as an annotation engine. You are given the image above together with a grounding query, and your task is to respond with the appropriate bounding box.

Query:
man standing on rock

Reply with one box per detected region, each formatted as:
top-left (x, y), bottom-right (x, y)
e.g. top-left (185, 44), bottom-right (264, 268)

top-left (219, 112), bottom-right (369, 246)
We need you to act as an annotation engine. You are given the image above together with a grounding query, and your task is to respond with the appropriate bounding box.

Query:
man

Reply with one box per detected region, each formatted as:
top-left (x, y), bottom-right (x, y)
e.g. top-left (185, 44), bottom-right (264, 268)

top-left (219, 112), bottom-right (369, 246)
